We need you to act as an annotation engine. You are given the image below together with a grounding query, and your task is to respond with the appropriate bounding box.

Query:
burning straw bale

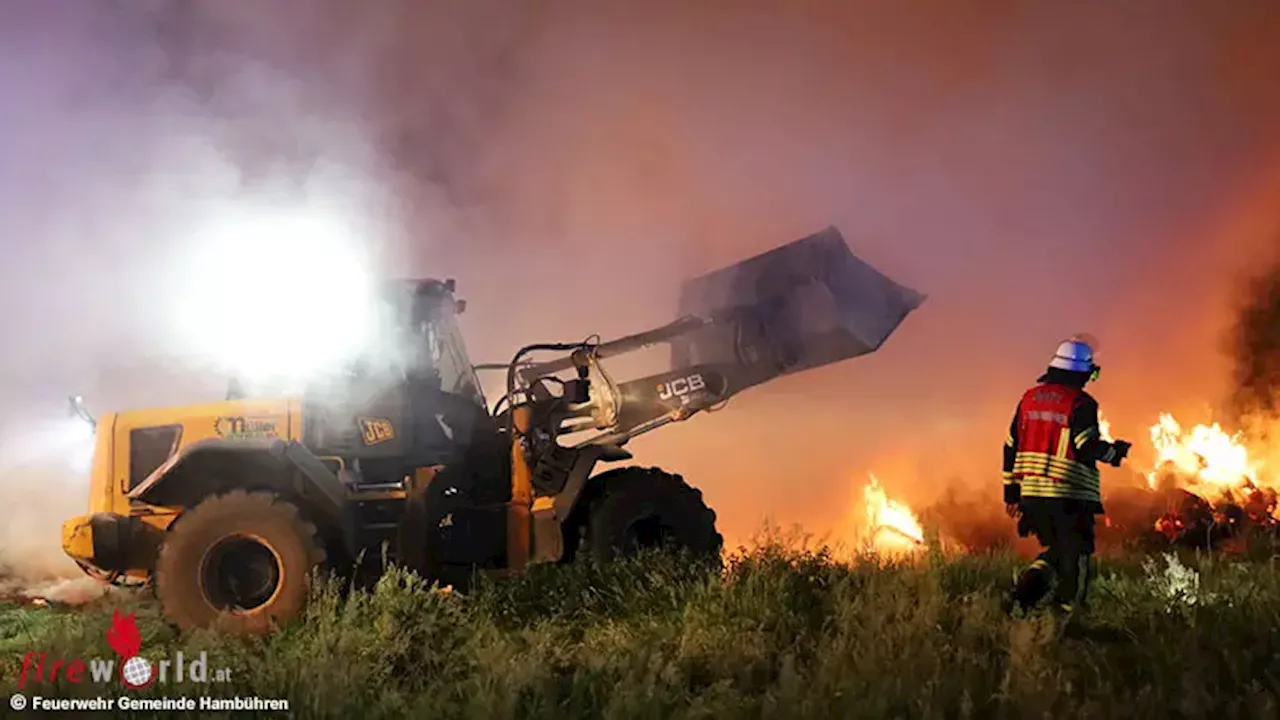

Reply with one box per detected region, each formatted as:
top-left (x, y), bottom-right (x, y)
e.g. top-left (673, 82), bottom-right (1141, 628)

top-left (1108, 409), bottom-right (1280, 555)
top-left (1100, 470), bottom-right (1280, 556)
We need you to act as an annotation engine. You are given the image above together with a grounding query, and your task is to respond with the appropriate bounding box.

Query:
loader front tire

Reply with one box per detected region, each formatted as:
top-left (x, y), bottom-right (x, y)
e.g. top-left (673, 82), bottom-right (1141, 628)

top-left (154, 490), bottom-right (325, 635)
top-left (584, 467), bottom-right (723, 563)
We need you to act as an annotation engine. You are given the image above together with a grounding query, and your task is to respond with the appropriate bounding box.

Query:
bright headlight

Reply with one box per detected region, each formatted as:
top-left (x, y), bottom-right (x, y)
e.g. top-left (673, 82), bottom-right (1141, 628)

top-left (167, 205), bottom-right (387, 387)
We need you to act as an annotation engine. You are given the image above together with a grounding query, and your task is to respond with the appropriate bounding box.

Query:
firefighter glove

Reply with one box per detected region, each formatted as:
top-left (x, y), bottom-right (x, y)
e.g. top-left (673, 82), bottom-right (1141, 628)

top-left (1109, 440), bottom-right (1132, 466)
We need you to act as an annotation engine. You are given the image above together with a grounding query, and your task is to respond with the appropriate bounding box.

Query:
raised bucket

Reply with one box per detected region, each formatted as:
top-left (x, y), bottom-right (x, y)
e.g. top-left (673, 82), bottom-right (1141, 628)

top-left (671, 226), bottom-right (926, 391)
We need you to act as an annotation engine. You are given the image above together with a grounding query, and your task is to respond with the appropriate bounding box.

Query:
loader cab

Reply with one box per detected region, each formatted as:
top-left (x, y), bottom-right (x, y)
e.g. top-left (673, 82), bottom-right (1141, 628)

top-left (300, 278), bottom-right (497, 475)
top-left (398, 279), bottom-right (485, 409)
top-left (288, 278), bottom-right (511, 569)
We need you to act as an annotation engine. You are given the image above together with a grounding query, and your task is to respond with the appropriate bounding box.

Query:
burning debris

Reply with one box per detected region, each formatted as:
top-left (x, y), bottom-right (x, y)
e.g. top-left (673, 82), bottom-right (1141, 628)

top-left (859, 474), bottom-right (926, 555)
top-left (852, 408), bottom-right (1280, 559)
top-left (1125, 254), bottom-right (1280, 553)
top-left (1115, 412), bottom-right (1280, 552)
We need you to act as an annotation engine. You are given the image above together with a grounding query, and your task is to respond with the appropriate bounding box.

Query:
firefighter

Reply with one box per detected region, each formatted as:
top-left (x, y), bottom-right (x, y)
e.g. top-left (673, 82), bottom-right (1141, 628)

top-left (1002, 338), bottom-right (1132, 617)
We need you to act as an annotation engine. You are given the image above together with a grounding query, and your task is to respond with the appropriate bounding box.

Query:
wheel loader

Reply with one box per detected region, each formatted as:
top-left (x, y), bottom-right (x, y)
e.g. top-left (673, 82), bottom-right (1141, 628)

top-left (60, 226), bottom-right (925, 635)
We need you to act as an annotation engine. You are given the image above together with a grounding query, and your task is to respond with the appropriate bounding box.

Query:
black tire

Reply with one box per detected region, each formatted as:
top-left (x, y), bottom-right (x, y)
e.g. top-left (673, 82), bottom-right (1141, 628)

top-left (154, 490), bottom-right (326, 635)
top-left (583, 467), bottom-right (723, 563)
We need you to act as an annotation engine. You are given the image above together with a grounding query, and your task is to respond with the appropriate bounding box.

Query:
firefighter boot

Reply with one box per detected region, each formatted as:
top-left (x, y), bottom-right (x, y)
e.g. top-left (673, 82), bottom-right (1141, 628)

top-left (1003, 559), bottom-right (1053, 615)
top-left (1048, 554), bottom-right (1092, 634)
top-left (1048, 599), bottom-right (1091, 639)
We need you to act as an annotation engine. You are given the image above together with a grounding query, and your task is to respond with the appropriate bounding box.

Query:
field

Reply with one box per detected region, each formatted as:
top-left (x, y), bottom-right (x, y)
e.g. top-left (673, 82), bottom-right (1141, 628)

top-left (2, 531), bottom-right (1280, 719)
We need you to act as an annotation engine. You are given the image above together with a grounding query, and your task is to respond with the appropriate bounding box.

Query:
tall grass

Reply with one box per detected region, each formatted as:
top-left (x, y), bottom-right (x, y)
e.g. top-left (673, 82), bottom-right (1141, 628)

top-left (2, 534), bottom-right (1279, 719)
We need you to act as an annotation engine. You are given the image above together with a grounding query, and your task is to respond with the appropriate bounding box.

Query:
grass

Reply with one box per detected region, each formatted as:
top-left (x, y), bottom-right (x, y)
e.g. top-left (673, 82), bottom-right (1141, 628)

top-left (3, 531), bottom-right (1280, 719)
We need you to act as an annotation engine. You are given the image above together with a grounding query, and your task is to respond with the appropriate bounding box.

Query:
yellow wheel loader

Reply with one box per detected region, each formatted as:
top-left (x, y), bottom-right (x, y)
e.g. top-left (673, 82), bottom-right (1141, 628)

top-left (60, 227), bottom-right (925, 635)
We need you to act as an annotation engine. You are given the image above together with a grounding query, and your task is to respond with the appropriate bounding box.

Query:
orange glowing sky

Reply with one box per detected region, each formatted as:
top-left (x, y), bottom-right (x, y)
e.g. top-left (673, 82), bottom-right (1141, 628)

top-left (1, 1), bottom-right (1279, 548)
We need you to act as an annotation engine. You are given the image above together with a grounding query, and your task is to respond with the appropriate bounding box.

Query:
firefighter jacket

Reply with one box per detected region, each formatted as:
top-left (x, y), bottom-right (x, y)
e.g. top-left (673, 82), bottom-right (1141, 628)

top-left (1002, 382), bottom-right (1118, 513)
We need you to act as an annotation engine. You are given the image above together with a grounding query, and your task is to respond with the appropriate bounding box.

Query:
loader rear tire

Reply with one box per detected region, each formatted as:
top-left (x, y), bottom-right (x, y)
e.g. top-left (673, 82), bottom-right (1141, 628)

top-left (154, 490), bottom-right (326, 635)
top-left (584, 467), bottom-right (723, 563)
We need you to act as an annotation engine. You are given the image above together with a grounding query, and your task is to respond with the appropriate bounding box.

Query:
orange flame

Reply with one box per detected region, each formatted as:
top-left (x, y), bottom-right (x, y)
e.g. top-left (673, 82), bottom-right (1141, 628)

top-left (1097, 411), bottom-right (1113, 442)
top-left (1147, 413), bottom-right (1260, 492)
top-left (862, 474), bottom-right (925, 554)
top-left (1143, 412), bottom-right (1280, 532)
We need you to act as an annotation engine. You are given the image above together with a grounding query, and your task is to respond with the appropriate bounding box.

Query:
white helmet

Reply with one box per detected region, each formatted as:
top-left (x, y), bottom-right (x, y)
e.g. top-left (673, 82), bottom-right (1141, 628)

top-left (1048, 339), bottom-right (1096, 374)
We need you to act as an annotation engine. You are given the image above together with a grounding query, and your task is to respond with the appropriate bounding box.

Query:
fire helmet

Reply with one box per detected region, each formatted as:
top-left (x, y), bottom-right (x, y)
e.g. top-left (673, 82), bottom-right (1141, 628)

top-left (1048, 338), bottom-right (1097, 375)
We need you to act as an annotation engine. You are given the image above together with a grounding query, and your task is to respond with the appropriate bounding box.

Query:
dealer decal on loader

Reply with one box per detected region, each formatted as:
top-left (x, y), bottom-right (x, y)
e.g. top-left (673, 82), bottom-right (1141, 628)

top-left (213, 416), bottom-right (278, 439)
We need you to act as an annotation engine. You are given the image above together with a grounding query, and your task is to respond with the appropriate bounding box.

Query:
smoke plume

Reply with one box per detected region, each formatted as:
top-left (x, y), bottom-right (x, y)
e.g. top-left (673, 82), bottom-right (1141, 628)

top-left (1229, 248), bottom-right (1280, 422)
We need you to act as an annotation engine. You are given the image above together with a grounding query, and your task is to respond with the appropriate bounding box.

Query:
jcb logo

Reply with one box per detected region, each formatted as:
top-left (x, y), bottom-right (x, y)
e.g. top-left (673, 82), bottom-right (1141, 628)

top-left (657, 374), bottom-right (706, 405)
top-left (358, 417), bottom-right (396, 446)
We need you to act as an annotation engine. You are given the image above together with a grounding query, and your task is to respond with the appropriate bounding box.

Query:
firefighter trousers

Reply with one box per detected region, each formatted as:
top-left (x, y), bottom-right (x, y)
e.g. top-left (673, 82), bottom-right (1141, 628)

top-left (1010, 500), bottom-right (1097, 613)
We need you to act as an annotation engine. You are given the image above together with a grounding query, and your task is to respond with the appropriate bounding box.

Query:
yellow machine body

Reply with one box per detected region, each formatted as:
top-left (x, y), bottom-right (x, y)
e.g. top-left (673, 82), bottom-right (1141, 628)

top-left (62, 399), bottom-right (293, 578)
top-left (57, 228), bottom-right (924, 633)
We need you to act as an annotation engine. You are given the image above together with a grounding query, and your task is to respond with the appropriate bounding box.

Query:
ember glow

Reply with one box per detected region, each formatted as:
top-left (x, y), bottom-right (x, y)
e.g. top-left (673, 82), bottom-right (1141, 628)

top-left (862, 474), bottom-right (925, 554)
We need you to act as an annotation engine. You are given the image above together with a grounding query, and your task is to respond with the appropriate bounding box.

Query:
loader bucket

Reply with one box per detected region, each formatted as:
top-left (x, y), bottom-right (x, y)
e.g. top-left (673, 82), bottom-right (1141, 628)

top-left (671, 226), bottom-right (925, 388)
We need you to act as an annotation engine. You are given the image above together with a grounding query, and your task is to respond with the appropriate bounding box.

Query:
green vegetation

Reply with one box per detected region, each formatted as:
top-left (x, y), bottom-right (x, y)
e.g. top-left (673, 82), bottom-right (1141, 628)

top-left (3, 531), bottom-right (1280, 719)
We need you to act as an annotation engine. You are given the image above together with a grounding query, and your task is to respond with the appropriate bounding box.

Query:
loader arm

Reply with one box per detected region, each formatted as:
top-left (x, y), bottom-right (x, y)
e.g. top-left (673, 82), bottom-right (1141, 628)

top-left (567, 361), bottom-right (758, 447)
top-left (509, 226), bottom-right (926, 449)
top-left (515, 316), bottom-right (707, 383)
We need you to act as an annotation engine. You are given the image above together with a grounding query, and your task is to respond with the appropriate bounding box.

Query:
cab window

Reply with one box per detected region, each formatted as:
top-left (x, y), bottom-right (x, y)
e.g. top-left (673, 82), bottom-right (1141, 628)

top-left (431, 313), bottom-right (484, 405)
top-left (129, 425), bottom-right (182, 490)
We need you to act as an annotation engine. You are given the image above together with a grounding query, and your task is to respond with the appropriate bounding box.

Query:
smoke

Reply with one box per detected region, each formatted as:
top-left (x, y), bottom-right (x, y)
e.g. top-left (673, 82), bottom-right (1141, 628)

top-left (3, 0), bottom-right (1280, 589)
top-left (919, 482), bottom-right (1019, 554)
top-left (1228, 246), bottom-right (1280, 422)
top-left (0, 1), bottom-right (413, 589)
top-left (0, 0), bottom-right (561, 590)
top-left (429, 0), bottom-right (1280, 547)
top-left (0, 412), bottom-right (98, 596)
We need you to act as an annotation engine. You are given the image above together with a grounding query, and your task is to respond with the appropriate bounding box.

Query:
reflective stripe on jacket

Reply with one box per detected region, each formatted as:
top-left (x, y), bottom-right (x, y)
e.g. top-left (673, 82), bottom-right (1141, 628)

top-left (1002, 382), bottom-right (1109, 511)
